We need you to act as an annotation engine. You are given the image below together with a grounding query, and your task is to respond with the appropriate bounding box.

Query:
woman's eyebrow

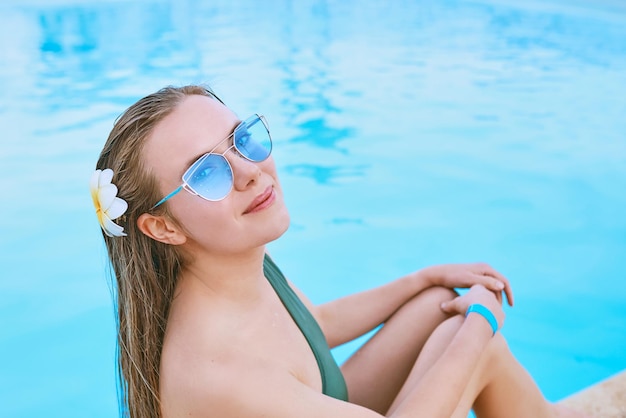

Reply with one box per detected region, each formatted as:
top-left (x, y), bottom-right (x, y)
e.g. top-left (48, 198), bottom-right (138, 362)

top-left (180, 119), bottom-right (242, 176)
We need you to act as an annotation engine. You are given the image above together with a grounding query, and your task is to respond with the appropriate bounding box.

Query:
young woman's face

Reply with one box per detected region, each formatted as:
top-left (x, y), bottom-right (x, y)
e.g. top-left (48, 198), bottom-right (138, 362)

top-left (142, 94), bottom-right (290, 255)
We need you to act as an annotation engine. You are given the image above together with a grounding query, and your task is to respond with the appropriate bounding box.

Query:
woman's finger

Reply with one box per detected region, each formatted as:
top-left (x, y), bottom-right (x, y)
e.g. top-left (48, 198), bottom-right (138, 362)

top-left (474, 265), bottom-right (515, 307)
top-left (469, 272), bottom-right (504, 292)
top-left (440, 296), bottom-right (462, 315)
top-left (494, 289), bottom-right (503, 305)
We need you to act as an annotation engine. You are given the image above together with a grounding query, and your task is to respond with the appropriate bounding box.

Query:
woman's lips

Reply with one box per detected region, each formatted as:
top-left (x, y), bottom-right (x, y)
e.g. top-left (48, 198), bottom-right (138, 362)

top-left (243, 186), bottom-right (275, 214)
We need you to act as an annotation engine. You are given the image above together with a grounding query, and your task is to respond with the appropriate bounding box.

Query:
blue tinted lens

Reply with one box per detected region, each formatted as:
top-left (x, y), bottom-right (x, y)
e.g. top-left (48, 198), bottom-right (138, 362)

top-left (183, 153), bottom-right (233, 201)
top-left (234, 116), bottom-right (272, 162)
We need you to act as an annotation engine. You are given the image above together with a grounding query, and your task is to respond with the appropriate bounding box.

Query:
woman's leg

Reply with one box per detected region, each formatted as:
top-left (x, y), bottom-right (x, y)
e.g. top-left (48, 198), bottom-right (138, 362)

top-left (341, 286), bottom-right (457, 414)
top-left (386, 316), bottom-right (587, 418)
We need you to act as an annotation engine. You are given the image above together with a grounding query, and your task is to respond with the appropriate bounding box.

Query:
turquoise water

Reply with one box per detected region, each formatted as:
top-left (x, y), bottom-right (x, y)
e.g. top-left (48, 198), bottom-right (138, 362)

top-left (1, 0), bottom-right (625, 417)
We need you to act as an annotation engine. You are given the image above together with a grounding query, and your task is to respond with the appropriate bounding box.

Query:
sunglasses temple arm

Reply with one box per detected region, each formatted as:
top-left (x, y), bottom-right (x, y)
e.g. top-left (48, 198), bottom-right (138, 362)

top-left (151, 185), bottom-right (183, 210)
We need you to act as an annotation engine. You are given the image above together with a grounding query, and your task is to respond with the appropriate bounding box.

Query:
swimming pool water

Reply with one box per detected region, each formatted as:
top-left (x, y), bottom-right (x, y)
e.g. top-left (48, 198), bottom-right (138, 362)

top-left (0, 1), bottom-right (625, 417)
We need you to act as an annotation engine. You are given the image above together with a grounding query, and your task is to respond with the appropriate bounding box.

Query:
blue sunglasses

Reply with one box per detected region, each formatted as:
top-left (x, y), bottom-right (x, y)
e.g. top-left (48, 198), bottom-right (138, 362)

top-left (152, 114), bottom-right (272, 208)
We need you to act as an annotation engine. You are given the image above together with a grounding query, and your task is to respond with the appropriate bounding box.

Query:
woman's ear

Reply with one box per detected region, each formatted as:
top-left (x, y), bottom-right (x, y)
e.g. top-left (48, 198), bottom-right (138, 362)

top-left (137, 213), bottom-right (187, 245)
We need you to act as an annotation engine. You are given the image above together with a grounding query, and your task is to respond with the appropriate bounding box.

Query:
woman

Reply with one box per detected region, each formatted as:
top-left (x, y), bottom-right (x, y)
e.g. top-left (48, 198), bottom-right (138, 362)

top-left (91, 85), bottom-right (585, 418)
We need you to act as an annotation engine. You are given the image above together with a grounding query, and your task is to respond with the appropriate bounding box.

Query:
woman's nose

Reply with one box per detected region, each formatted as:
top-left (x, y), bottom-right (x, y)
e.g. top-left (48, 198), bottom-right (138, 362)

top-left (229, 152), bottom-right (262, 191)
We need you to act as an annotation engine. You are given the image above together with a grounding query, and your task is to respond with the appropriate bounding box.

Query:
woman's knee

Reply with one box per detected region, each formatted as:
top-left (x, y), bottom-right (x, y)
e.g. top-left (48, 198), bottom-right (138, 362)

top-left (389, 286), bottom-right (458, 328)
top-left (419, 285), bottom-right (458, 305)
top-left (485, 332), bottom-right (512, 364)
top-left (401, 286), bottom-right (457, 316)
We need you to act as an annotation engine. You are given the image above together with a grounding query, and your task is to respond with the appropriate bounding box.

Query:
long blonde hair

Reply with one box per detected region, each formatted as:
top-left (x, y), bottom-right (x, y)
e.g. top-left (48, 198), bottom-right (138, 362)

top-left (96, 85), bottom-right (222, 418)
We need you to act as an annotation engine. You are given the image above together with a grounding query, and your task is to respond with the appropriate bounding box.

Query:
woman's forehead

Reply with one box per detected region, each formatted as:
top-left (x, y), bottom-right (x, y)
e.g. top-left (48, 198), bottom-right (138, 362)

top-left (144, 95), bottom-right (238, 177)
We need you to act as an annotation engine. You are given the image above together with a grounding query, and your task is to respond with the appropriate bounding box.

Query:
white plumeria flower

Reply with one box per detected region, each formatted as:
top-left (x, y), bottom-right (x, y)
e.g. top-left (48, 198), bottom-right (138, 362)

top-left (90, 168), bottom-right (128, 237)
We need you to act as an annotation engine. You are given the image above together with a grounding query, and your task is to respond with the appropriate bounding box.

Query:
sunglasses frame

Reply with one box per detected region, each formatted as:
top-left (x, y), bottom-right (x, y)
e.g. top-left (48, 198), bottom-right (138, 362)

top-left (151, 114), bottom-right (271, 209)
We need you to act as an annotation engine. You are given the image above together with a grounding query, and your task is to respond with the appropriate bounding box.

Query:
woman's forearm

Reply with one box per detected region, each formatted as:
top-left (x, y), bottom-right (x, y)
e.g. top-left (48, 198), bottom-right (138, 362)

top-left (317, 270), bottom-right (433, 347)
top-left (390, 315), bottom-right (493, 418)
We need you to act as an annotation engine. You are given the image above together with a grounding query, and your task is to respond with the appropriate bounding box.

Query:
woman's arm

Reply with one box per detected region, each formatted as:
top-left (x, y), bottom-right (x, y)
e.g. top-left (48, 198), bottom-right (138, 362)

top-left (295, 263), bottom-right (512, 348)
top-left (312, 271), bottom-right (431, 348)
top-left (389, 285), bottom-right (504, 417)
top-left (389, 309), bottom-right (495, 417)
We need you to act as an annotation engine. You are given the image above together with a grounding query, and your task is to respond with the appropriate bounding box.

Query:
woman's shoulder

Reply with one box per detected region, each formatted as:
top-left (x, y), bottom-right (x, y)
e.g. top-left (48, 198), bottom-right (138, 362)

top-left (159, 329), bottom-right (277, 416)
top-left (158, 299), bottom-right (311, 416)
top-left (159, 304), bottom-right (267, 408)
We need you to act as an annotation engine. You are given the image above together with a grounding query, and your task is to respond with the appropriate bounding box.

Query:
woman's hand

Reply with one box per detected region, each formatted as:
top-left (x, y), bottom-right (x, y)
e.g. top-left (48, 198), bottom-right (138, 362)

top-left (440, 284), bottom-right (506, 330)
top-left (420, 263), bottom-right (514, 306)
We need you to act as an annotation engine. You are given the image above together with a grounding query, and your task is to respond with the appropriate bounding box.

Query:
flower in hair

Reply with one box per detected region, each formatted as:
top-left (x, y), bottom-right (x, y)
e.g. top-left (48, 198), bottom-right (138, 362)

top-left (90, 168), bottom-right (128, 237)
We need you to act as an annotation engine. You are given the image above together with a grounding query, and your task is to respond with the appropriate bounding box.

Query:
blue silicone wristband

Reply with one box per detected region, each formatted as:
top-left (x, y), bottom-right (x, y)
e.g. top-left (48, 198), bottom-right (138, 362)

top-left (465, 304), bottom-right (498, 336)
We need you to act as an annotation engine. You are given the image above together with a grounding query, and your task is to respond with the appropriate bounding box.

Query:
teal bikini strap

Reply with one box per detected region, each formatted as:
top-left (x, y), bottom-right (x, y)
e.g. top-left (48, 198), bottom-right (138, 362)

top-left (263, 255), bottom-right (348, 401)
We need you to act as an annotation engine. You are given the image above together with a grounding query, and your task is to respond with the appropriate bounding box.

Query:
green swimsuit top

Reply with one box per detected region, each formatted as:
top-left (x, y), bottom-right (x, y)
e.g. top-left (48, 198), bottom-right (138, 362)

top-left (263, 255), bottom-right (349, 402)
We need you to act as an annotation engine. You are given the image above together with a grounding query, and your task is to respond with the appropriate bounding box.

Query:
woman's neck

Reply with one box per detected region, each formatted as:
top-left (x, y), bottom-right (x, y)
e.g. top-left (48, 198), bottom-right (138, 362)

top-left (176, 245), bottom-right (268, 304)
